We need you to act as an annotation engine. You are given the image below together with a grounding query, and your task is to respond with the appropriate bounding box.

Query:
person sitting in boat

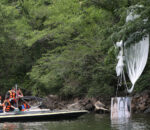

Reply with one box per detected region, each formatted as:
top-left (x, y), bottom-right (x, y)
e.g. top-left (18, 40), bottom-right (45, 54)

top-left (5, 87), bottom-right (17, 107)
top-left (0, 104), bottom-right (3, 113)
top-left (19, 102), bottom-right (30, 111)
top-left (0, 96), bottom-right (3, 113)
top-left (3, 97), bottom-right (16, 113)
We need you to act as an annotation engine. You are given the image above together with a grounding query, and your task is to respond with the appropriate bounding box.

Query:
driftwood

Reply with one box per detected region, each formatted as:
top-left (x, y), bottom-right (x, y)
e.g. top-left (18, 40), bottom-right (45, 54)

top-left (94, 101), bottom-right (109, 112)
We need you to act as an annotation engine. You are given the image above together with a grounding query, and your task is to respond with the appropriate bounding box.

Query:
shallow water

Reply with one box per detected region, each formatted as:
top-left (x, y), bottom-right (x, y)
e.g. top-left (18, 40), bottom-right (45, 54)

top-left (0, 114), bottom-right (150, 130)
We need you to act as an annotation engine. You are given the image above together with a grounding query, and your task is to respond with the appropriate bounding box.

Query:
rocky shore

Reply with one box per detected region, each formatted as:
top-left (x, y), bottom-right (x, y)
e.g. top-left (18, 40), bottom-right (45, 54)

top-left (41, 90), bottom-right (150, 114)
top-left (41, 95), bottom-right (109, 113)
top-left (132, 90), bottom-right (150, 113)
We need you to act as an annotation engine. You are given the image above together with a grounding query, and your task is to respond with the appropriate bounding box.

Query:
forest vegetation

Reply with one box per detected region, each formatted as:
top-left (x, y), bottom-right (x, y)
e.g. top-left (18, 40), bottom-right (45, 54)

top-left (0, 0), bottom-right (150, 98)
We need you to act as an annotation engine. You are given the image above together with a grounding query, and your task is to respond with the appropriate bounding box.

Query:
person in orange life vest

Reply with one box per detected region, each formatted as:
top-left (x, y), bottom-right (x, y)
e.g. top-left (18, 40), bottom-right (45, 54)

top-left (19, 102), bottom-right (30, 111)
top-left (5, 87), bottom-right (17, 107)
top-left (5, 87), bottom-right (16, 100)
top-left (3, 97), bottom-right (16, 113)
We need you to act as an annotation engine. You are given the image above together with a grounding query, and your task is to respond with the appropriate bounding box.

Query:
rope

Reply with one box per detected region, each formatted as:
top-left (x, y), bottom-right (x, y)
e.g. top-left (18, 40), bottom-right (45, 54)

top-left (116, 70), bottom-right (128, 97)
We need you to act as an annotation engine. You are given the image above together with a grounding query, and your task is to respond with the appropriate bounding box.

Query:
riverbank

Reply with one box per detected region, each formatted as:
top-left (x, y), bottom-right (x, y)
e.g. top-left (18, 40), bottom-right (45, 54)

top-left (41, 95), bottom-right (109, 113)
top-left (41, 90), bottom-right (150, 114)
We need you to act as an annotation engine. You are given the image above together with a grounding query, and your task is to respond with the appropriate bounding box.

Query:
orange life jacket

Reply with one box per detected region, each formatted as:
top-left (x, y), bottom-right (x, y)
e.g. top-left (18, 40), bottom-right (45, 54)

top-left (4, 100), bottom-right (11, 112)
top-left (9, 90), bottom-right (16, 99)
top-left (21, 103), bottom-right (30, 111)
top-left (8, 90), bottom-right (17, 104)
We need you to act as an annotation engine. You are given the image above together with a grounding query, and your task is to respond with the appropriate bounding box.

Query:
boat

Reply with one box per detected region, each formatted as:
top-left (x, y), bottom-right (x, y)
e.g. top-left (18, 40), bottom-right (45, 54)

top-left (0, 108), bottom-right (88, 122)
top-left (0, 86), bottom-right (88, 122)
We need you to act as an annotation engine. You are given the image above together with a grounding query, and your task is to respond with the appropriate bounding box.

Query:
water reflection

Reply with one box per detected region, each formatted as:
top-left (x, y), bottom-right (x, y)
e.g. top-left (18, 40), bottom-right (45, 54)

top-left (111, 115), bottom-right (150, 130)
top-left (2, 123), bottom-right (17, 130)
top-left (111, 118), bottom-right (132, 130)
top-left (0, 114), bottom-right (150, 130)
top-left (1, 122), bottom-right (47, 130)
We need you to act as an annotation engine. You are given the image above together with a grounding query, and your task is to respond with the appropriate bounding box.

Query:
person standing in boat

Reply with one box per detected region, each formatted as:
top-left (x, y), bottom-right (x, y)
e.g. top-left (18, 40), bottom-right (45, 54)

top-left (17, 88), bottom-right (23, 97)
top-left (16, 88), bottom-right (24, 99)
top-left (16, 88), bottom-right (24, 107)
top-left (0, 96), bottom-right (2, 104)
top-left (3, 97), bottom-right (16, 113)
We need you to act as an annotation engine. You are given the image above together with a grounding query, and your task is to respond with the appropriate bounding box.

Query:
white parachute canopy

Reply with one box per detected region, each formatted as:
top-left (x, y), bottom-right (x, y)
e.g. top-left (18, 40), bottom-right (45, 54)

top-left (124, 35), bottom-right (149, 93)
top-left (116, 5), bottom-right (149, 93)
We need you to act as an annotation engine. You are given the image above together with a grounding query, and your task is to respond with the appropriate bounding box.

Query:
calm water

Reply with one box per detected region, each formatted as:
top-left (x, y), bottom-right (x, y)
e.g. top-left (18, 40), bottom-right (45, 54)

top-left (0, 114), bottom-right (150, 130)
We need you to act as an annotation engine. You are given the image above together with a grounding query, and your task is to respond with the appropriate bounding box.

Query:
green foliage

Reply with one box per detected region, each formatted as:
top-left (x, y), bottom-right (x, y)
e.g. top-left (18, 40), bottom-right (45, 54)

top-left (0, 0), bottom-right (150, 98)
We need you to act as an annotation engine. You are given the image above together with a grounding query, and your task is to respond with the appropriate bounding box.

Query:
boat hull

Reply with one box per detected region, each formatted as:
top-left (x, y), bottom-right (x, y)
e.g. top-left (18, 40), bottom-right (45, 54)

top-left (0, 110), bottom-right (88, 122)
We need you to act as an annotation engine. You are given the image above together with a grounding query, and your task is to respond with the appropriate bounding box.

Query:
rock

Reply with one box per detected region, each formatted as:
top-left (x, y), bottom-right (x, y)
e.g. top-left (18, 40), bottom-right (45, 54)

top-left (147, 98), bottom-right (150, 103)
top-left (134, 93), bottom-right (140, 98)
top-left (144, 107), bottom-right (150, 113)
top-left (138, 103), bottom-right (146, 111)
top-left (131, 89), bottom-right (150, 113)
top-left (48, 95), bottom-right (59, 100)
top-left (94, 101), bottom-right (105, 109)
top-left (67, 98), bottom-right (95, 111)
top-left (143, 94), bottom-right (149, 99)
top-left (41, 94), bottom-right (66, 110)
top-left (41, 95), bottom-right (110, 113)
top-left (67, 102), bottom-right (83, 110)
top-left (94, 101), bottom-right (109, 113)
top-left (84, 103), bottom-right (94, 111)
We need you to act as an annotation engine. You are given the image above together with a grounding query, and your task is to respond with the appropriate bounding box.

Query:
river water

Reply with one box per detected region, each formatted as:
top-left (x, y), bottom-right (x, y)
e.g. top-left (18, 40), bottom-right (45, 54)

top-left (0, 114), bottom-right (150, 130)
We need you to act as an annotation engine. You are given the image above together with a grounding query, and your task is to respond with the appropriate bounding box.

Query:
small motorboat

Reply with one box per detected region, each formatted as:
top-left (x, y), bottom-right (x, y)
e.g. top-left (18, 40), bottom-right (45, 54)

top-left (0, 108), bottom-right (88, 122)
top-left (0, 87), bottom-right (88, 122)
